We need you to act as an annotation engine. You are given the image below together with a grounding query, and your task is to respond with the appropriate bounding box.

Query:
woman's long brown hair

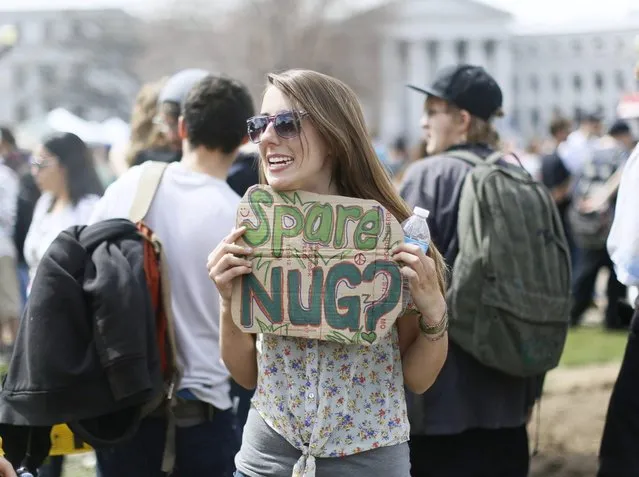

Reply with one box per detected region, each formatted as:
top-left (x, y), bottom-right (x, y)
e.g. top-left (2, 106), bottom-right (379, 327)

top-left (126, 77), bottom-right (169, 167)
top-left (263, 69), bottom-right (447, 294)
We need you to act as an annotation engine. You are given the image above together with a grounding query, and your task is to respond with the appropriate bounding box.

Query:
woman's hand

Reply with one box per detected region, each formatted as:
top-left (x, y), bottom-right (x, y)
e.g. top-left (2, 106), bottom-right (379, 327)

top-left (394, 243), bottom-right (449, 394)
top-left (207, 227), bottom-right (253, 302)
top-left (393, 243), bottom-right (446, 324)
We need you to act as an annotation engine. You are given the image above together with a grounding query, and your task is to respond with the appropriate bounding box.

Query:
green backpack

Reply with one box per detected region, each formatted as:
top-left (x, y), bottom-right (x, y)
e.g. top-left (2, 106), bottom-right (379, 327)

top-left (446, 150), bottom-right (572, 377)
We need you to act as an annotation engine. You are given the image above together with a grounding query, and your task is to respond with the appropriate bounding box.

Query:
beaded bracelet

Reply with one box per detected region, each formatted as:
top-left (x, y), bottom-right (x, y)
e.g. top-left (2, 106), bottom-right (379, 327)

top-left (422, 323), bottom-right (448, 341)
top-left (418, 307), bottom-right (449, 339)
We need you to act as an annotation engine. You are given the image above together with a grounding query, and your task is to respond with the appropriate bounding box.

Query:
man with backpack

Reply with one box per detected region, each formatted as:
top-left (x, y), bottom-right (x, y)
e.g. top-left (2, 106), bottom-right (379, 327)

top-left (400, 64), bottom-right (571, 477)
top-left (568, 120), bottom-right (635, 329)
top-left (89, 73), bottom-right (254, 476)
top-left (149, 68), bottom-right (259, 440)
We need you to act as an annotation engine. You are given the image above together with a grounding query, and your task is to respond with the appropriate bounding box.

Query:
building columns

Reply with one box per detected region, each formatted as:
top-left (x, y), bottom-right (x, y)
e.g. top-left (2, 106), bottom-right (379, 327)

top-left (407, 40), bottom-right (430, 146)
top-left (494, 38), bottom-right (513, 116)
top-left (380, 37), bottom-right (403, 145)
top-left (467, 39), bottom-right (486, 67)
top-left (437, 39), bottom-right (458, 71)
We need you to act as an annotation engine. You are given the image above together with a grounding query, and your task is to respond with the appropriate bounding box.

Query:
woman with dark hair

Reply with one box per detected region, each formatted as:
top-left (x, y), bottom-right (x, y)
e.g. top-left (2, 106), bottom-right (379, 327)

top-left (22, 132), bottom-right (103, 477)
top-left (23, 132), bottom-right (103, 476)
top-left (24, 132), bottom-right (103, 283)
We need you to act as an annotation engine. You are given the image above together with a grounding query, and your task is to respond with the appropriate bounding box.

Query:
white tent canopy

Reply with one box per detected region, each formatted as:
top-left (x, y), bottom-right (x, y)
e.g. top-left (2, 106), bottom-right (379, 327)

top-left (16, 108), bottom-right (130, 150)
top-left (618, 93), bottom-right (639, 120)
top-left (101, 117), bottom-right (131, 146)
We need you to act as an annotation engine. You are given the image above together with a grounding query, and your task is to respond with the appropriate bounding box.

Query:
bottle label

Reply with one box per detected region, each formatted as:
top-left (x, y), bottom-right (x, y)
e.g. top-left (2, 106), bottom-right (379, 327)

top-left (404, 236), bottom-right (429, 253)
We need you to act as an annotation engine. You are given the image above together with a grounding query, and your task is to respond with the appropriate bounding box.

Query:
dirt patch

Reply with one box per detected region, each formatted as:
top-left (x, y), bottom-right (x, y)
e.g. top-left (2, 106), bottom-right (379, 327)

top-left (529, 363), bottom-right (620, 477)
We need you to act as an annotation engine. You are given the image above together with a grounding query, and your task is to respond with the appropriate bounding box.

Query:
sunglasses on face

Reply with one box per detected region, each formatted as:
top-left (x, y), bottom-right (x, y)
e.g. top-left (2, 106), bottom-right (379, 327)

top-left (29, 156), bottom-right (56, 170)
top-left (246, 111), bottom-right (308, 144)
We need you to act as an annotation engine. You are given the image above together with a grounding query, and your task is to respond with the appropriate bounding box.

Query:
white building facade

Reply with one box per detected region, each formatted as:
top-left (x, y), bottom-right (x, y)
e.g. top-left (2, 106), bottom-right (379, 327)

top-left (378, 0), bottom-right (639, 146)
top-left (0, 9), bottom-right (141, 125)
top-left (513, 26), bottom-right (639, 139)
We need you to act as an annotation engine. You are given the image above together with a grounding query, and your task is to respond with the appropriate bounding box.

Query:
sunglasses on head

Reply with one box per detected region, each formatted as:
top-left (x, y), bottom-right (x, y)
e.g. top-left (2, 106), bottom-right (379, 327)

top-left (247, 110), bottom-right (308, 144)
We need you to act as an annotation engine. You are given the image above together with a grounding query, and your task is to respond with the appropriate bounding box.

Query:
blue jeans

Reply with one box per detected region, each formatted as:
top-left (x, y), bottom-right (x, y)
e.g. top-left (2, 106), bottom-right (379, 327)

top-left (96, 409), bottom-right (236, 477)
top-left (230, 380), bottom-right (254, 442)
top-left (16, 263), bottom-right (29, 310)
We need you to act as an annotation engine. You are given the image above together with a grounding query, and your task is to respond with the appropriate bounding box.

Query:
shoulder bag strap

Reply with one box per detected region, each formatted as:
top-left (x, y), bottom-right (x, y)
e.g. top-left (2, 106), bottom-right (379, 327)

top-left (128, 162), bottom-right (169, 223)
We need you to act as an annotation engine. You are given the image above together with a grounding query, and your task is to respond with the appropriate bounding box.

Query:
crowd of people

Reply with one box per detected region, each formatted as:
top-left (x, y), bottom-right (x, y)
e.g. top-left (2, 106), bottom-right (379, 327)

top-left (0, 57), bottom-right (636, 477)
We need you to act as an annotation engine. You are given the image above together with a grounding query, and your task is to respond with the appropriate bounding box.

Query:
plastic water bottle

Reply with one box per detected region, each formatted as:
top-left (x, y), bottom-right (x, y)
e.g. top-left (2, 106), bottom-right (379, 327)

top-left (402, 207), bottom-right (431, 253)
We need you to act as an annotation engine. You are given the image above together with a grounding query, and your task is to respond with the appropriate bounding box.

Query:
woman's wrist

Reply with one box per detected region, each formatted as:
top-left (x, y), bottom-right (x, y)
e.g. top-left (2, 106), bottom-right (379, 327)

top-left (220, 298), bottom-right (234, 321)
top-left (418, 298), bottom-right (447, 326)
top-left (417, 303), bottom-right (448, 341)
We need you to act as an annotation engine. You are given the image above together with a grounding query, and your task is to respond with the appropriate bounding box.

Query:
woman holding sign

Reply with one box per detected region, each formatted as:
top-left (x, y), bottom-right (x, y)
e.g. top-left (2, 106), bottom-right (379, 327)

top-left (208, 69), bottom-right (448, 477)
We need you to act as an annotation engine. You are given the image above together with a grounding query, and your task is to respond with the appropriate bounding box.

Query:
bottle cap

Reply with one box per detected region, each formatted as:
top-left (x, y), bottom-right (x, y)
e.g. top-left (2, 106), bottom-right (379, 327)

top-left (414, 207), bottom-right (430, 219)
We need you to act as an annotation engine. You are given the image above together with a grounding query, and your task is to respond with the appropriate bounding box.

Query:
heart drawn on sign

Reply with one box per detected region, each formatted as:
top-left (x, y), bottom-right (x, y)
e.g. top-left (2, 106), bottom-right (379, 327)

top-left (360, 331), bottom-right (378, 344)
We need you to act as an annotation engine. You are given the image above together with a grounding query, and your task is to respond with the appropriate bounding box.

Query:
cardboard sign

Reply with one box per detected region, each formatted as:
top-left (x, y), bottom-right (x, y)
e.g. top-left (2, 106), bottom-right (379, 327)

top-left (231, 185), bottom-right (405, 345)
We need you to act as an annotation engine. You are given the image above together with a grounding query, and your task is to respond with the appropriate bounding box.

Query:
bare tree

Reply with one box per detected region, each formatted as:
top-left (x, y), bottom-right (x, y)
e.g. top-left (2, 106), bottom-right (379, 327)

top-left (48, 10), bottom-right (143, 119)
top-left (323, 3), bottom-right (393, 131)
top-left (136, 0), bottom-right (392, 128)
top-left (214, 0), bottom-right (392, 100)
top-left (133, 0), bottom-right (243, 82)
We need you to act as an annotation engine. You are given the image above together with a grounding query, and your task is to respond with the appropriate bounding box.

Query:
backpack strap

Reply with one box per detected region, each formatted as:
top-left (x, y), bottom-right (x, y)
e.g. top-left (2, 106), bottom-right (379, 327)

top-left (446, 150), bottom-right (503, 167)
top-left (159, 242), bottom-right (180, 474)
top-left (448, 150), bottom-right (535, 180)
top-left (485, 151), bottom-right (504, 164)
top-left (128, 162), bottom-right (169, 223)
top-left (127, 161), bottom-right (180, 473)
top-left (139, 236), bottom-right (181, 474)
top-left (446, 150), bottom-right (486, 167)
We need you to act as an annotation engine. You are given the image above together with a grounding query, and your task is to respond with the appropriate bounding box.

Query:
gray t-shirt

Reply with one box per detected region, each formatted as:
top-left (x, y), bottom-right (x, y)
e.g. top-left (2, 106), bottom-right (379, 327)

top-left (236, 408), bottom-right (410, 477)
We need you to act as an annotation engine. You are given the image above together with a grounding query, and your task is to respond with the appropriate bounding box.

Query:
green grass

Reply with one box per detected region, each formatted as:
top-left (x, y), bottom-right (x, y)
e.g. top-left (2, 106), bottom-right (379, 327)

top-left (559, 327), bottom-right (628, 367)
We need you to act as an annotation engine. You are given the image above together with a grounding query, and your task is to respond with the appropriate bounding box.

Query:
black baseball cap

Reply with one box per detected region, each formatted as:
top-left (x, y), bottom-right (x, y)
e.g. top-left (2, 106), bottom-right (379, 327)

top-left (407, 64), bottom-right (503, 121)
top-left (608, 119), bottom-right (631, 137)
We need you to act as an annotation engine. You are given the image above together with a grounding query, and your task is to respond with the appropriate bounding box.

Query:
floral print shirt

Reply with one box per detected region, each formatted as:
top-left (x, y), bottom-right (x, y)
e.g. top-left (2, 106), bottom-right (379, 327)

top-left (252, 327), bottom-right (409, 477)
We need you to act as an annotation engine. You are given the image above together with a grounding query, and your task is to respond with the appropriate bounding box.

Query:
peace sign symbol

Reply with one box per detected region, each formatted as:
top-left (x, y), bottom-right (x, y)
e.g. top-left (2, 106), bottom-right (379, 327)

top-left (354, 253), bottom-right (366, 266)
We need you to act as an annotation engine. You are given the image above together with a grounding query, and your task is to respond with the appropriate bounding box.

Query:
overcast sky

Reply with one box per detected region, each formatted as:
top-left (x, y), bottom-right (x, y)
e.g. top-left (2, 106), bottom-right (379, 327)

top-left (0, 0), bottom-right (635, 24)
